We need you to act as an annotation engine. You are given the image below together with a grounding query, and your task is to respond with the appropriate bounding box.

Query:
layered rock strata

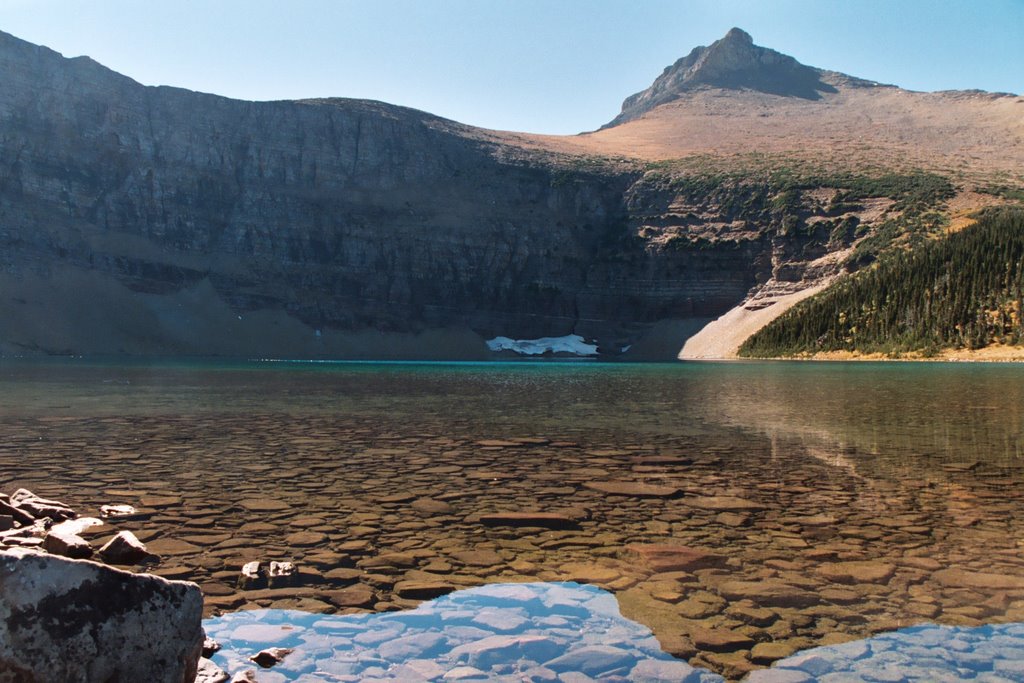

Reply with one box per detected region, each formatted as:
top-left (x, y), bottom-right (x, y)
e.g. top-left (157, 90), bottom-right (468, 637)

top-left (0, 29), bottom-right (906, 358)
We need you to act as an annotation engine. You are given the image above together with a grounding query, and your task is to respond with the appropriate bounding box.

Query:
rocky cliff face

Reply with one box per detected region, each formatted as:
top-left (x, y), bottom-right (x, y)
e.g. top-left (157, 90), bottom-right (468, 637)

top-left (0, 30), bottom-right (963, 358)
top-left (0, 30), bottom-right (772, 358)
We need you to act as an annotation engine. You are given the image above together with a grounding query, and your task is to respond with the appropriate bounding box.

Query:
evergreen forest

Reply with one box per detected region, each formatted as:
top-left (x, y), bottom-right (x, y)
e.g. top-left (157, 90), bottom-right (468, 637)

top-left (740, 208), bottom-right (1024, 357)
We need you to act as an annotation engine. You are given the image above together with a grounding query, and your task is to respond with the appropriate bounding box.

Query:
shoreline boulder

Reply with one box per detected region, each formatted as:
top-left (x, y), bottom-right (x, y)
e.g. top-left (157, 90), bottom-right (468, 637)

top-left (0, 548), bottom-right (203, 683)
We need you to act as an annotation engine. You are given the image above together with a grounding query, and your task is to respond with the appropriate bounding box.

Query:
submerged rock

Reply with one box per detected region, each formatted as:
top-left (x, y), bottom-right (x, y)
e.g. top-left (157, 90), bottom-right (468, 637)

top-left (0, 548), bottom-right (203, 682)
top-left (249, 646), bottom-right (293, 668)
top-left (394, 580), bottom-right (458, 600)
top-left (582, 481), bottom-right (682, 498)
top-left (627, 544), bottom-right (727, 572)
top-left (717, 580), bottom-right (821, 608)
top-left (478, 512), bottom-right (582, 530)
top-left (815, 560), bottom-right (896, 585)
top-left (545, 644), bottom-right (636, 675)
top-left (933, 567), bottom-right (1024, 591)
top-left (195, 657), bottom-right (230, 683)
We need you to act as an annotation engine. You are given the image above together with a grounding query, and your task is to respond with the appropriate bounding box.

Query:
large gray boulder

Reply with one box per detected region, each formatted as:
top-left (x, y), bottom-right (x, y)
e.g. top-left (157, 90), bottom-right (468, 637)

top-left (0, 548), bottom-right (203, 682)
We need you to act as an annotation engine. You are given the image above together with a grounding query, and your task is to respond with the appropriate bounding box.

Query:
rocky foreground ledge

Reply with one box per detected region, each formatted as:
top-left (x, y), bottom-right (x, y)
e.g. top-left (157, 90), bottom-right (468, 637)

top-left (0, 548), bottom-right (204, 682)
top-left (0, 488), bottom-right (210, 682)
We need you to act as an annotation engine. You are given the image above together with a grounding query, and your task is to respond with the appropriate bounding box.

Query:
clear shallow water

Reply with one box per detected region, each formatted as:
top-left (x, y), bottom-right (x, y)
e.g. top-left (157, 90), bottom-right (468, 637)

top-left (1, 359), bottom-right (1023, 679)
top-left (203, 581), bottom-right (1024, 682)
top-left (204, 582), bottom-right (721, 682)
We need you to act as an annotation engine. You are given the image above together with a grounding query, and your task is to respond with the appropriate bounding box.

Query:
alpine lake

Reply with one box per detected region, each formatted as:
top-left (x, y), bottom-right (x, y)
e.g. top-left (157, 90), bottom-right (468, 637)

top-left (2, 359), bottom-right (1023, 681)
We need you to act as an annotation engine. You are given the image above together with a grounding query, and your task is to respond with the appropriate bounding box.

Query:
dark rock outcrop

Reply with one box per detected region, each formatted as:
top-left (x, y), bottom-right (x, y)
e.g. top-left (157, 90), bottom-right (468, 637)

top-left (0, 548), bottom-right (203, 683)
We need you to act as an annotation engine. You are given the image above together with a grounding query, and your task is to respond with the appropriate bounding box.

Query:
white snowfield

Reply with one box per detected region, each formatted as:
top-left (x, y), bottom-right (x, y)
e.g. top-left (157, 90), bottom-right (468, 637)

top-left (486, 334), bottom-right (599, 356)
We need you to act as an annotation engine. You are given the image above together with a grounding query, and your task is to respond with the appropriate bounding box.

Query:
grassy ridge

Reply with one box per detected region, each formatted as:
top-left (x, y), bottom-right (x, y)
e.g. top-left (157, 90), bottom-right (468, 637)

top-left (740, 209), bottom-right (1024, 357)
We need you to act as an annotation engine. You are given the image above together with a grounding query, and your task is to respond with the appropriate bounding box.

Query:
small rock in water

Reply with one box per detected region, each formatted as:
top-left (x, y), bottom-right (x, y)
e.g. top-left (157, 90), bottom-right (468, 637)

top-left (267, 560), bottom-right (297, 587)
top-left (99, 530), bottom-right (154, 565)
top-left (238, 497), bottom-right (290, 512)
top-left (195, 657), bottom-right (229, 683)
top-left (229, 671), bottom-right (258, 683)
top-left (202, 636), bottom-right (222, 658)
top-left (100, 504), bottom-right (139, 519)
top-left (139, 495), bottom-right (182, 508)
top-left (10, 488), bottom-right (76, 521)
top-left (42, 530), bottom-right (93, 559)
top-left (451, 549), bottom-right (504, 567)
top-left (249, 647), bottom-right (293, 668)
top-left (238, 561), bottom-right (266, 589)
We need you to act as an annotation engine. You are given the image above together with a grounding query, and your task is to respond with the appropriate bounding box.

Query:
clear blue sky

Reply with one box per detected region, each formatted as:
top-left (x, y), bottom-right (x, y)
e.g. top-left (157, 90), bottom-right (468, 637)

top-left (0, 0), bottom-right (1021, 134)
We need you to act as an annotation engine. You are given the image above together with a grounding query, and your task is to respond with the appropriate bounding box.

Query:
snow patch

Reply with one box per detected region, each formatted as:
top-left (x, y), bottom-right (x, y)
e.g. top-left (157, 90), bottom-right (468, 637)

top-left (486, 334), bottom-right (599, 356)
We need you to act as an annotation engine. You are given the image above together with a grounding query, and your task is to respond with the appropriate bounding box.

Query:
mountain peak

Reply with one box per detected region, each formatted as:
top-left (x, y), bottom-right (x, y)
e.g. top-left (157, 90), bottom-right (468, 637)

top-left (603, 28), bottom-right (839, 128)
top-left (721, 27), bottom-right (753, 44)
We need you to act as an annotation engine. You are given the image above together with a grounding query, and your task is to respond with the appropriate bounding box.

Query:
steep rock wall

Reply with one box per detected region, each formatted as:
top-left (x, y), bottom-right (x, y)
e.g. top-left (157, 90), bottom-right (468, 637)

top-left (0, 31), bottom-right (830, 358)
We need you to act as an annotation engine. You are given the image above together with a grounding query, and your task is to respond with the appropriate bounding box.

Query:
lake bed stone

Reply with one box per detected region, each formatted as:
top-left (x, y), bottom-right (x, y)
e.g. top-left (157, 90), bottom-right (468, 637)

top-left (583, 481), bottom-right (682, 498)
